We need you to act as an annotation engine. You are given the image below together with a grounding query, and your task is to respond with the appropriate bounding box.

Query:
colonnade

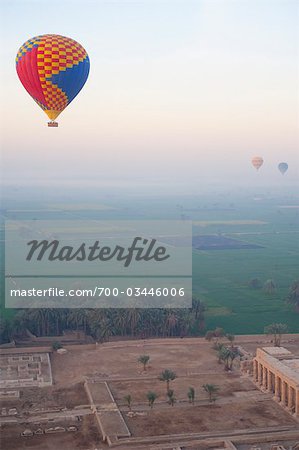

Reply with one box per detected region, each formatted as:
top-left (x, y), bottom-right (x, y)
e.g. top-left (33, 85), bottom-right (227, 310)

top-left (253, 358), bottom-right (299, 416)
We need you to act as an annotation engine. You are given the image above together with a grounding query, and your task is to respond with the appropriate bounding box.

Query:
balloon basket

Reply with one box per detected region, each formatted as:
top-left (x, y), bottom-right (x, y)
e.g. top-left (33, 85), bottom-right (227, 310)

top-left (48, 121), bottom-right (58, 127)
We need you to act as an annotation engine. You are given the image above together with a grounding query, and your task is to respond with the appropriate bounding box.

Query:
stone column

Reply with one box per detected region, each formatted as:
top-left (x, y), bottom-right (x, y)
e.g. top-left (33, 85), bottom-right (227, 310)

top-left (288, 386), bottom-right (294, 412)
top-left (267, 370), bottom-right (272, 392)
top-left (253, 359), bottom-right (257, 382)
top-left (262, 366), bottom-right (267, 390)
top-left (281, 381), bottom-right (287, 407)
top-left (257, 362), bottom-right (262, 385)
top-left (274, 375), bottom-right (280, 401)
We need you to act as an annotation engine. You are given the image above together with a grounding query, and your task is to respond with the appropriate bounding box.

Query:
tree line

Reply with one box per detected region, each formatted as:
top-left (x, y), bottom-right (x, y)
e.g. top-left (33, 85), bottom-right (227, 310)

top-left (0, 297), bottom-right (205, 344)
top-left (248, 278), bottom-right (299, 310)
top-left (1, 278), bottom-right (298, 345)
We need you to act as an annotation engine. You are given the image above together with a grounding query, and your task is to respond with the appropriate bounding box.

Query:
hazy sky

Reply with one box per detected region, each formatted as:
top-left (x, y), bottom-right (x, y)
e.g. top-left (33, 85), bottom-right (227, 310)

top-left (0, 0), bottom-right (298, 186)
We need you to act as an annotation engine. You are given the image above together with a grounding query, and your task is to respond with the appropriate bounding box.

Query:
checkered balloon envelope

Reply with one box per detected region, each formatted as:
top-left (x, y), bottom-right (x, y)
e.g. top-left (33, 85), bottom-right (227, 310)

top-left (16, 34), bottom-right (90, 126)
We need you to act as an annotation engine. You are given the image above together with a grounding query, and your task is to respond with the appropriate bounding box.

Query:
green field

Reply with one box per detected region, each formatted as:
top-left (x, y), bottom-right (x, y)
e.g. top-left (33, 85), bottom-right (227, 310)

top-left (192, 235), bottom-right (299, 333)
top-left (1, 184), bottom-right (299, 334)
top-left (190, 197), bottom-right (299, 333)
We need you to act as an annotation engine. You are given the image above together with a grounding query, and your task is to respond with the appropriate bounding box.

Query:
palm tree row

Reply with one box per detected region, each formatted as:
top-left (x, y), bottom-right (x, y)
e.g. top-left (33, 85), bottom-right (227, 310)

top-left (247, 278), bottom-right (299, 312)
top-left (0, 297), bottom-right (205, 344)
top-left (125, 383), bottom-right (219, 410)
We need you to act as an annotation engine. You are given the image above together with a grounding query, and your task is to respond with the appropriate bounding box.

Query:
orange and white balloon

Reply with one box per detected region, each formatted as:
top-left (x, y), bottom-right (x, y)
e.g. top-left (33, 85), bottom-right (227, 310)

top-left (251, 156), bottom-right (264, 170)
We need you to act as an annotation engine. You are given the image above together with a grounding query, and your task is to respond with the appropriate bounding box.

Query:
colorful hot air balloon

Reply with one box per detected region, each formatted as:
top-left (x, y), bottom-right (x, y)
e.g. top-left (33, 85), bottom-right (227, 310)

top-left (278, 162), bottom-right (288, 175)
top-left (251, 156), bottom-right (264, 170)
top-left (16, 34), bottom-right (90, 126)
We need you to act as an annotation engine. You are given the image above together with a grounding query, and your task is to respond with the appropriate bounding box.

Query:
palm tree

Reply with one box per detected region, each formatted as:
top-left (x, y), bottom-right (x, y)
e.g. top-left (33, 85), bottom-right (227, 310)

top-left (202, 384), bottom-right (219, 403)
top-left (158, 369), bottom-right (177, 393)
top-left (218, 346), bottom-right (231, 370)
top-left (26, 309), bottom-right (57, 336)
top-left (205, 330), bottom-right (214, 342)
top-left (125, 309), bottom-right (142, 336)
top-left (264, 323), bottom-right (288, 346)
top-left (226, 334), bottom-right (235, 348)
top-left (191, 297), bottom-right (206, 331)
top-left (113, 309), bottom-right (130, 336)
top-left (146, 391), bottom-right (157, 409)
top-left (164, 311), bottom-right (178, 337)
top-left (87, 310), bottom-right (113, 342)
top-left (228, 348), bottom-right (239, 370)
top-left (192, 296), bottom-right (205, 320)
top-left (68, 309), bottom-right (89, 333)
top-left (263, 279), bottom-right (277, 295)
top-left (214, 327), bottom-right (225, 343)
top-left (145, 309), bottom-right (165, 337)
top-left (54, 309), bottom-right (68, 335)
top-left (98, 317), bottom-right (113, 342)
top-left (10, 311), bottom-right (28, 338)
top-left (138, 355), bottom-right (150, 371)
top-left (174, 310), bottom-right (189, 337)
top-left (167, 389), bottom-right (176, 406)
top-left (124, 394), bottom-right (132, 411)
top-left (286, 280), bottom-right (299, 311)
top-left (187, 387), bottom-right (195, 405)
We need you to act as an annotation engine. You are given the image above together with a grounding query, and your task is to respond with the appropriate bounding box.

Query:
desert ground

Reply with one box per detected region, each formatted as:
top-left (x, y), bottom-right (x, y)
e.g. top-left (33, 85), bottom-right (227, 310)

top-left (1, 335), bottom-right (299, 449)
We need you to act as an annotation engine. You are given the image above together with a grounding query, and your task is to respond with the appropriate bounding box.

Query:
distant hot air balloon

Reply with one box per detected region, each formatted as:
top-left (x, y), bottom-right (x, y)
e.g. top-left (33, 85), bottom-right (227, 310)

top-left (278, 162), bottom-right (288, 175)
top-left (251, 156), bottom-right (264, 171)
top-left (16, 34), bottom-right (90, 127)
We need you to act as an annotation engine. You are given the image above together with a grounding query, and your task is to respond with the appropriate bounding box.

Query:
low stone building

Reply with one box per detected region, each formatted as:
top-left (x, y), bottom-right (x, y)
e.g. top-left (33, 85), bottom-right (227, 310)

top-left (252, 347), bottom-right (299, 417)
top-left (0, 348), bottom-right (52, 389)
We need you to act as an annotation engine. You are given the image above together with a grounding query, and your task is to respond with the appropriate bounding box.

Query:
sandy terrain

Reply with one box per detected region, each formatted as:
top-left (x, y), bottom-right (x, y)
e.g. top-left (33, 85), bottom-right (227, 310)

top-left (1, 335), bottom-right (299, 450)
top-left (124, 400), bottom-right (296, 437)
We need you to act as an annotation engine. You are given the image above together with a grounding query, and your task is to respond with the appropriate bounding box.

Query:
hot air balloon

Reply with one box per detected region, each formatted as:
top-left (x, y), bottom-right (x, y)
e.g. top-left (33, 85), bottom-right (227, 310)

top-left (16, 34), bottom-right (90, 127)
top-left (251, 156), bottom-right (264, 170)
top-left (278, 162), bottom-right (288, 175)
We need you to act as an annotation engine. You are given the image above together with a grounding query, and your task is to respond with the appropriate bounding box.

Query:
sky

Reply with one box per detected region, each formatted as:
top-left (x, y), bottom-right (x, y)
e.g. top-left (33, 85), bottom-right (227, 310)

top-left (0, 0), bottom-right (298, 189)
